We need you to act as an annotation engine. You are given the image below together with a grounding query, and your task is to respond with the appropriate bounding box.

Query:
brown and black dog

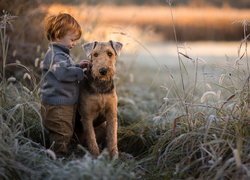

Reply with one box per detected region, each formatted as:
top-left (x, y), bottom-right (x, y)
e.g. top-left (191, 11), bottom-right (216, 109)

top-left (76, 40), bottom-right (123, 158)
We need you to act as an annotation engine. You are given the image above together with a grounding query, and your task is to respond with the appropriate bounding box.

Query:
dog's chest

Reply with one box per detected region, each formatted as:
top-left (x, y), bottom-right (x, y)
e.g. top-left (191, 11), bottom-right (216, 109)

top-left (94, 94), bottom-right (107, 110)
top-left (80, 92), bottom-right (116, 113)
top-left (95, 93), bottom-right (116, 110)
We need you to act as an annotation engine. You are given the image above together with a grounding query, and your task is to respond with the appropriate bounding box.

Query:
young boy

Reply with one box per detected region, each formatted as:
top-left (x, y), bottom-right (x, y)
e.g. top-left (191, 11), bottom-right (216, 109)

top-left (40, 13), bottom-right (88, 156)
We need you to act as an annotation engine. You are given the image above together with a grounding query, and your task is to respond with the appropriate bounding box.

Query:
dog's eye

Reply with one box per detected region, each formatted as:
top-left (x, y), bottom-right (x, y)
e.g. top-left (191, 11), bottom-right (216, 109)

top-left (107, 51), bottom-right (113, 57)
top-left (93, 53), bottom-right (98, 57)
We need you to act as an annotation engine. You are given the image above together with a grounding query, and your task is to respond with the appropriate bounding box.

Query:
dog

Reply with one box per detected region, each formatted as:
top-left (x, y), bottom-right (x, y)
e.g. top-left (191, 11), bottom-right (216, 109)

top-left (76, 40), bottom-right (123, 158)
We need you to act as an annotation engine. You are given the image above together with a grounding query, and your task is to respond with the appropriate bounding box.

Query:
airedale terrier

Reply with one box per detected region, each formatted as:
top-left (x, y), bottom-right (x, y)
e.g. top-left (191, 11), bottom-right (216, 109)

top-left (77, 40), bottom-right (123, 158)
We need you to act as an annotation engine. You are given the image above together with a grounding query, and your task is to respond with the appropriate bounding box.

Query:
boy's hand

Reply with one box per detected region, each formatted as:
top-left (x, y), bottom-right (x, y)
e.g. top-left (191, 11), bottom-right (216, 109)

top-left (79, 60), bottom-right (90, 69)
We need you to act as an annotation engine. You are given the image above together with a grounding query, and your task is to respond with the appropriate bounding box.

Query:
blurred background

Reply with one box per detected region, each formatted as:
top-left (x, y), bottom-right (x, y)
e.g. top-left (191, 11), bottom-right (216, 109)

top-left (1, 0), bottom-right (250, 80)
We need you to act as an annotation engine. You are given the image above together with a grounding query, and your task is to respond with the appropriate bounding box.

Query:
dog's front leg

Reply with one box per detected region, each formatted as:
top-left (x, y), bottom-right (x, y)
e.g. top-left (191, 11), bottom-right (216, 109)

top-left (106, 104), bottom-right (118, 158)
top-left (82, 118), bottom-right (100, 157)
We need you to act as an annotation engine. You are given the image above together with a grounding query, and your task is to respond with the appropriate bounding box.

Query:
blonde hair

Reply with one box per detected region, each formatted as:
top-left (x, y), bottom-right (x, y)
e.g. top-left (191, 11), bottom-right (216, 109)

top-left (44, 13), bottom-right (82, 41)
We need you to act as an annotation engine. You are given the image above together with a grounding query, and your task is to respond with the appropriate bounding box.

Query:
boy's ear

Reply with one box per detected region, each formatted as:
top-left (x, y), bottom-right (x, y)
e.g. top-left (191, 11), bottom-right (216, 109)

top-left (109, 40), bottom-right (123, 56)
top-left (82, 41), bottom-right (97, 58)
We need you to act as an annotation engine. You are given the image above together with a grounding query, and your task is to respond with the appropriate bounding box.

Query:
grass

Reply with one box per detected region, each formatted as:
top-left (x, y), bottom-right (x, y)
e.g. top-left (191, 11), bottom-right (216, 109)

top-left (1, 4), bottom-right (250, 180)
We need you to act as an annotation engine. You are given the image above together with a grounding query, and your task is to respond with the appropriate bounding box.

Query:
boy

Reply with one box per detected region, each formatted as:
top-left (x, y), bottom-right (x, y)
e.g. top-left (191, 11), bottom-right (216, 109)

top-left (40, 13), bottom-right (88, 156)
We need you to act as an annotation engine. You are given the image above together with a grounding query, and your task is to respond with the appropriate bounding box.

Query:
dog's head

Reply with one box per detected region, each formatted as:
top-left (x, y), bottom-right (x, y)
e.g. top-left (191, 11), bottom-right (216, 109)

top-left (82, 40), bottom-right (123, 81)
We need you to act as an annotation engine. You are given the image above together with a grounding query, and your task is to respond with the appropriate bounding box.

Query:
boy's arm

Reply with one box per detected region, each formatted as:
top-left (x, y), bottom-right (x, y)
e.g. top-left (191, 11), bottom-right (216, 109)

top-left (51, 54), bottom-right (85, 82)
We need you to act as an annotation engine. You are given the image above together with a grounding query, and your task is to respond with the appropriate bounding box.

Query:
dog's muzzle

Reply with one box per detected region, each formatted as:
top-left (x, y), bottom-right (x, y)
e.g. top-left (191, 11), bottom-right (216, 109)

top-left (99, 67), bottom-right (108, 76)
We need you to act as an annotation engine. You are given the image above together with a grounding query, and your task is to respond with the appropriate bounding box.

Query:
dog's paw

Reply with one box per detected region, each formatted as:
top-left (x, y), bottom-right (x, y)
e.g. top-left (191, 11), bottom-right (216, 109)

top-left (90, 148), bottom-right (100, 158)
top-left (109, 148), bottom-right (119, 159)
top-left (112, 153), bottom-right (119, 160)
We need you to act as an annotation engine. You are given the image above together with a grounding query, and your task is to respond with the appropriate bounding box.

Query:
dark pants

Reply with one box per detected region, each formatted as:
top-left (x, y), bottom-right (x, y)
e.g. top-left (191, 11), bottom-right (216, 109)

top-left (41, 103), bottom-right (77, 155)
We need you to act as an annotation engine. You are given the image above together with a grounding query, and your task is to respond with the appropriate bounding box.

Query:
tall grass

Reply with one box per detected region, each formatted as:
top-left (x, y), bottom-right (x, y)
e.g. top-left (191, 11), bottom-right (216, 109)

top-left (1, 3), bottom-right (250, 180)
top-left (137, 2), bottom-right (250, 179)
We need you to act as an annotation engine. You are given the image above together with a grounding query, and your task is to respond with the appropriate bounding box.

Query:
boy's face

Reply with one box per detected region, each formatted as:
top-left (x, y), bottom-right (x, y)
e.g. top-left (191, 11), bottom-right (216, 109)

top-left (56, 31), bottom-right (79, 49)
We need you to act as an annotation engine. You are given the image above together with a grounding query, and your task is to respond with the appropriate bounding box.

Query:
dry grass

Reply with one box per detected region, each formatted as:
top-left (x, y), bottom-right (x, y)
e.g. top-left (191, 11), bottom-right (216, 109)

top-left (1, 3), bottom-right (250, 180)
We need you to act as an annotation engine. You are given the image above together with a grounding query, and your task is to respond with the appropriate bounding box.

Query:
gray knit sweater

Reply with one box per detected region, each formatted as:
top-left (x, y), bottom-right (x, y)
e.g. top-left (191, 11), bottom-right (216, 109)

top-left (40, 43), bottom-right (84, 105)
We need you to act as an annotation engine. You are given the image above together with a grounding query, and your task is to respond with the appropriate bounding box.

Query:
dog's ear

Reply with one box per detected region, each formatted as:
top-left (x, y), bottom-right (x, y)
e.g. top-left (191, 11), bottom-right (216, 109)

top-left (82, 41), bottom-right (97, 58)
top-left (109, 40), bottom-right (123, 56)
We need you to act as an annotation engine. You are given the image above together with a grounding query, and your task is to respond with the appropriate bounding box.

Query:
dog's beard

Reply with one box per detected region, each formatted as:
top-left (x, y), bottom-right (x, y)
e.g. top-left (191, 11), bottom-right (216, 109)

top-left (85, 69), bottom-right (114, 94)
top-left (93, 78), bottom-right (114, 93)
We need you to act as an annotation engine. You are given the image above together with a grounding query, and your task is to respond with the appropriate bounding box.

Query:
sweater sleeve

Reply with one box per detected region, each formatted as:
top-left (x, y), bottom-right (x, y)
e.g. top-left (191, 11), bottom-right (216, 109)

top-left (50, 53), bottom-right (84, 82)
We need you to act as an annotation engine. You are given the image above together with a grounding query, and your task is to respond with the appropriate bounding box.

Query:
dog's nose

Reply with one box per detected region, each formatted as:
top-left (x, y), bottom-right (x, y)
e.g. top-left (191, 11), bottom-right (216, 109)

top-left (99, 67), bottom-right (108, 75)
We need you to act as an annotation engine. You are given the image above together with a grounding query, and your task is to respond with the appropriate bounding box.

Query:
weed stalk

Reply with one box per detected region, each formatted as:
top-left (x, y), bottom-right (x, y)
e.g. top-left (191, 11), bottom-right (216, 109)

top-left (242, 21), bottom-right (250, 108)
top-left (168, 0), bottom-right (190, 130)
top-left (0, 11), bottom-right (10, 84)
